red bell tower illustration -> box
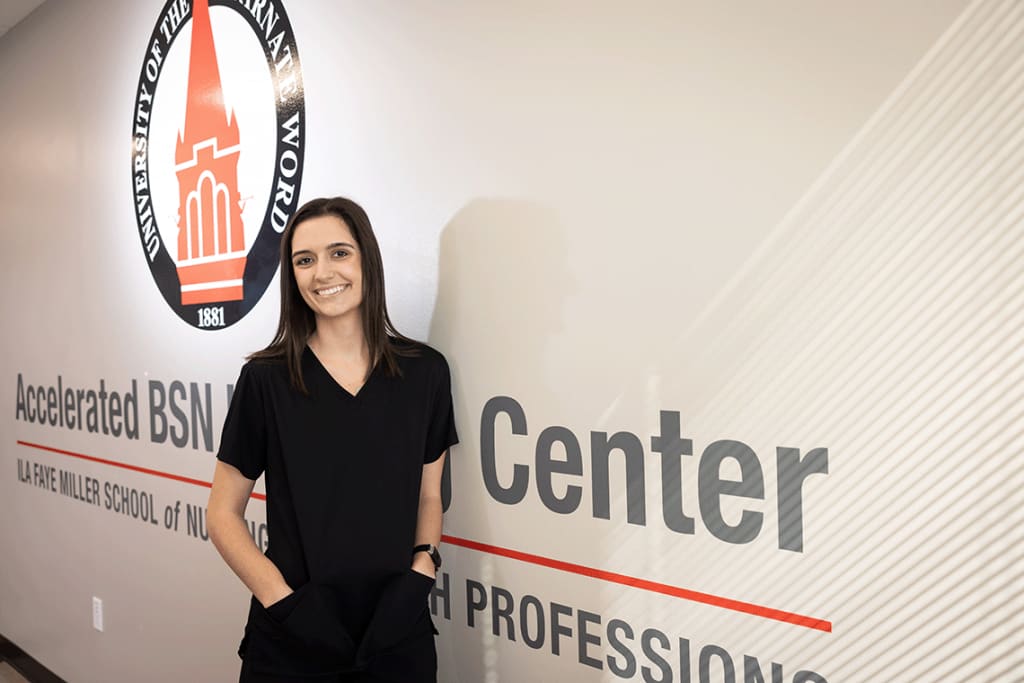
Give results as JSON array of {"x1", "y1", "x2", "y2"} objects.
[{"x1": 174, "y1": 0, "x2": 246, "y2": 305}]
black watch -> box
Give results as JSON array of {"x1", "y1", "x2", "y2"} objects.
[{"x1": 413, "y1": 544, "x2": 442, "y2": 569}]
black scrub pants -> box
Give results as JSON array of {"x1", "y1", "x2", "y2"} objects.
[
  {"x1": 237, "y1": 571, "x2": 438, "y2": 683},
  {"x1": 240, "y1": 659, "x2": 390, "y2": 682},
  {"x1": 238, "y1": 629, "x2": 437, "y2": 683},
  {"x1": 239, "y1": 652, "x2": 435, "y2": 683}
]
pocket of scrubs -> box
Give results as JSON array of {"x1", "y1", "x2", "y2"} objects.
[
  {"x1": 278, "y1": 584, "x2": 356, "y2": 658},
  {"x1": 358, "y1": 569, "x2": 437, "y2": 660},
  {"x1": 245, "y1": 584, "x2": 357, "y2": 676},
  {"x1": 265, "y1": 588, "x2": 304, "y2": 623}
]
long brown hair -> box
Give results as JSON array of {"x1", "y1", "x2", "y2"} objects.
[{"x1": 249, "y1": 197, "x2": 418, "y2": 393}]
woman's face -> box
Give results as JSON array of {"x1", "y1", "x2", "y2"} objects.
[{"x1": 290, "y1": 214, "x2": 364, "y2": 323}]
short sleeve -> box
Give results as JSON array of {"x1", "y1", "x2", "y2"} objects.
[
  {"x1": 424, "y1": 353, "x2": 458, "y2": 464},
  {"x1": 217, "y1": 363, "x2": 267, "y2": 480}
]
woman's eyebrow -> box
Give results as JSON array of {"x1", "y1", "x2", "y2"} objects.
[{"x1": 291, "y1": 242, "x2": 355, "y2": 258}]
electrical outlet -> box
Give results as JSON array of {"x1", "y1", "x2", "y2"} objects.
[{"x1": 92, "y1": 597, "x2": 103, "y2": 632}]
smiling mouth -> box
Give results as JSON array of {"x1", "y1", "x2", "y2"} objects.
[{"x1": 315, "y1": 284, "x2": 348, "y2": 297}]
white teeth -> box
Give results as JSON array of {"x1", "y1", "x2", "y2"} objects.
[{"x1": 316, "y1": 285, "x2": 346, "y2": 296}]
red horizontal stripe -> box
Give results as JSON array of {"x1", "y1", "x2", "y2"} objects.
[
  {"x1": 15, "y1": 440, "x2": 266, "y2": 501},
  {"x1": 441, "y1": 534, "x2": 832, "y2": 633},
  {"x1": 16, "y1": 440, "x2": 829, "y2": 631}
]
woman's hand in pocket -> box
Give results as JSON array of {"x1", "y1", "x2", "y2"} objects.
[
  {"x1": 259, "y1": 584, "x2": 295, "y2": 610},
  {"x1": 263, "y1": 586, "x2": 302, "y2": 623}
]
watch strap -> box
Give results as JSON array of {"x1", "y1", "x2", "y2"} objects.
[{"x1": 413, "y1": 543, "x2": 442, "y2": 569}]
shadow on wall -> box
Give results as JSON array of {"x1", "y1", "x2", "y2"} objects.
[
  {"x1": 429, "y1": 198, "x2": 569, "y2": 361},
  {"x1": 429, "y1": 197, "x2": 571, "y2": 505},
  {"x1": 427, "y1": 199, "x2": 569, "y2": 682}
]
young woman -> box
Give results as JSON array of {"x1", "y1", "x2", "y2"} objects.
[{"x1": 207, "y1": 197, "x2": 457, "y2": 683}]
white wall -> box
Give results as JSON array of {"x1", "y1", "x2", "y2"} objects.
[{"x1": 3, "y1": 1, "x2": 1021, "y2": 681}]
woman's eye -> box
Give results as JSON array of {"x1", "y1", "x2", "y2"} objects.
[
  {"x1": 294, "y1": 256, "x2": 312, "y2": 266},
  {"x1": 332, "y1": 249, "x2": 349, "y2": 258}
]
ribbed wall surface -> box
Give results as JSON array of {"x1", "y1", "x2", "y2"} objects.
[{"x1": 674, "y1": 1, "x2": 1024, "y2": 678}]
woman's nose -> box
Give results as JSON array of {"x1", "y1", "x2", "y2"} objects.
[{"x1": 313, "y1": 257, "x2": 332, "y2": 281}]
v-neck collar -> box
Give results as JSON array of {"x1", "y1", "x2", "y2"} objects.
[{"x1": 305, "y1": 345, "x2": 374, "y2": 399}]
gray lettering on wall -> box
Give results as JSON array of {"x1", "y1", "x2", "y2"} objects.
[
  {"x1": 481, "y1": 396, "x2": 829, "y2": 552},
  {"x1": 577, "y1": 609, "x2": 603, "y2": 669},
  {"x1": 744, "y1": 655, "x2": 784, "y2": 683},
  {"x1": 520, "y1": 594, "x2": 546, "y2": 650},
  {"x1": 641, "y1": 628, "x2": 673, "y2": 683},
  {"x1": 15, "y1": 374, "x2": 140, "y2": 439},
  {"x1": 536, "y1": 426, "x2": 583, "y2": 514},
  {"x1": 429, "y1": 572, "x2": 451, "y2": 621},
  {"x1": 551, "y1": 602, "x2": 574, "y2": 656},
  {"x1": 455, "y1": 575, "x2": 828, "y2": 682},
  {"x1": 678, "y1": 638, "x2": 691, "y2": 682},
  {"x1": 15, "y1": 454, "x2": 268, "y2": 549},
  {"x1": 792, "y1": 672, "x2": 828, "y2": 683},
  {"x1": 147, "y1": 380, "x2": 213, "y2": 451},
  {"x1": 607, "y1": 619, "x2": 637, "y2": 678},
  {"x1": 592, "y1": 430, "x2": 647, "y2": 525},
  {"x1": 776, "y1": 447, "x2": 829, "y2": 552},
  {"x1": 481, "y1": 396, "x2": 530, "y2": 504},
  {"x1": 700, "y1": 644, "x2": 736, "y2": 683},
  {"x1": 492, "y1": 585, "x2": 516, "y2": 640},
  {"x1": 185, "y1": 503, "x2": 214, "y2": 540},
  {"x1": 149, "y1": 380, "x2": 167, "y2": 444},
  {"x1": 652, "y1": 411, "x2": 696, "y2": 534},
  {"x1": 699, "y1": 440, "x2": 765, "y2": 544},
  {"x1": 466, "y1": 579, "x2": 487, "y2": 628}
]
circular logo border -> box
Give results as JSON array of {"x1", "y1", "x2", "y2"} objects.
[{"x1": 130, "y1": 0, "x2": 305, "y2": 330}]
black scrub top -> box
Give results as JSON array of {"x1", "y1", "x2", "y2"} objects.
[{"x1": 218, "y1": 343, "x2": 458, "y2": 679}]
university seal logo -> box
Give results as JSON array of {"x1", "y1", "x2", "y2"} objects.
[{"x1": 131, "y1": 0, "x2": 304, "y2": 329}]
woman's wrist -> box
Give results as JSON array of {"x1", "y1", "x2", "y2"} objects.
[
  {"x1": 411, "y1": 552, "x2": 437, "y2": 578},
  {"x1": 258, "y1": 583, "x2": 294, "y2": 608}
]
